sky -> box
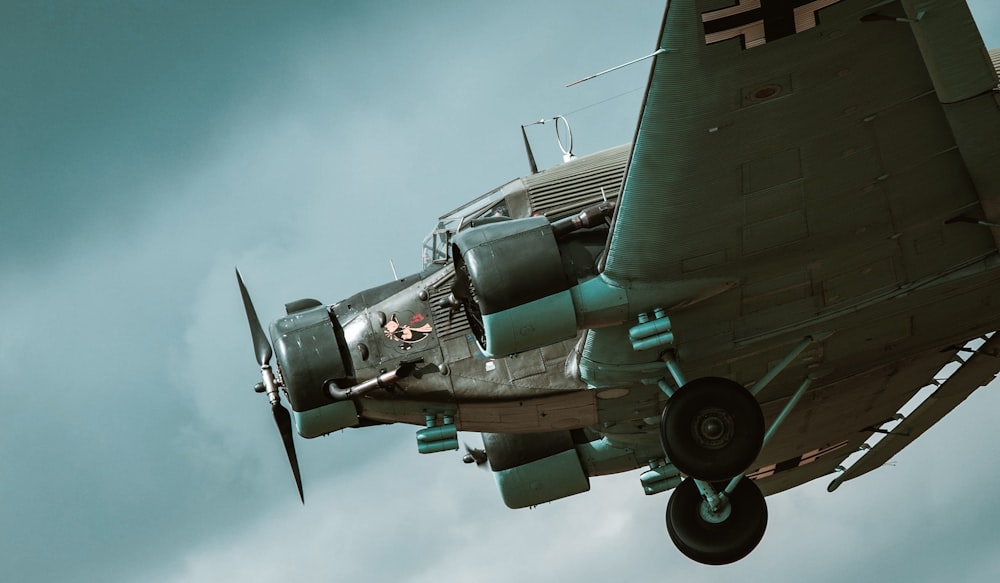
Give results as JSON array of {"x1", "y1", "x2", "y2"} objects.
[{"x1": 3, "y1": 1, "x2": 1000, "y2": 581}]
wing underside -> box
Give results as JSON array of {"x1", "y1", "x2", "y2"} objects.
[{"x1": 749, "y1": 334, "x2": 1000, "y2": 495}]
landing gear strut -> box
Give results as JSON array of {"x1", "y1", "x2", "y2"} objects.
[
  {"x1": 648, "y1": 334, "x2": 820, "y2": 563},
  {"x1": 665, "y1": 477, "x2": 767, "y2": 565},
  {"x1": 660, "y1": 377, "x2": 764, "y2": 482}
]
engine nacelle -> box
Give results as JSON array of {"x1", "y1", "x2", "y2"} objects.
[
  {"x1": 452, "y1": 217, "x2": 581, "y2": 357},
  {"x1": 483, "y1": 431, "x2": 590, "y2": 508},
  {"x1": 270, "y1": 303, "x2": 359, "y2": 438}
]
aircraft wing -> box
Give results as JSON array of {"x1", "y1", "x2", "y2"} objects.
[
  {"x1": 581, "y1": 0, "x2": 1000, "y2": 492},
  {"x1": 603, "y1": 0, "x2": 1000, "y2": 286}
]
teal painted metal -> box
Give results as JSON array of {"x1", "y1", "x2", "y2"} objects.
[
  {"x1": 292, "y1": 401, "x2": 359, "y2": 438},
  {"x1": 480, "y1": 290, "x2": 577, "y2": 357},
  {"x1": 749, "y1": 336, "x2": 814, "y2": 396},
  {"x1": 574, "y1": 437, "x2": 644, "y2": 476},
  {"x1": 629, "y1": 315, "x2": 672, "y2": 341},
  {"x1": 570, "y1": 271, "x2": 738, "y2": 333},
  {"x1": 665, "y1": 359, "x2": 688, "y2": 388},
  {"x1": 578, "y1": 358, "x2": 667, "y2": 388},
  {"x1": 568, "y1": 275, "x2": 628, "y2": 329},
  {"x1": 640, "y1": 462, "x2": 682, "y2": 495},
  {"x1": 416, "y1": 425, "x2": 457, "y2": 443},
  {"x1": 492, "y1": 449, "x2": 590, "y2": 509},
  {"x1": 599, "y1": 0, "x2": 707, "y2": 284},
  {"x1": 657, "y1": 379, "x2": 675, "y2": 398},
  {"x1": 761, "y1": 376, "x2": 813, "y2": 448},
  {"x1": 418, "y1": 438, "x2": 459, "y2": 454},
  {"x1": 415, "y1": 414, "x2": 458, "y2": 454},
  {"x1": 631, "y1": 331, "x2": 675, "y2": 352},
  {"x1": 693, "y1": 479, "x2": 726, "y2": 514},
  {"x1": 629, "y1": 311, "x2": 674, "y2": 351}
]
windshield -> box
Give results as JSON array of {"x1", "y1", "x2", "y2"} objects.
[
  {"x1": 475, "y1": 199, "x2": 509, "y2": 221},
  {"x1": 420, "y1": 182, "x2": 520, "y2": 268},
  {"x1": 422, "y1": 218, "x2": 460, "y2": 267}
]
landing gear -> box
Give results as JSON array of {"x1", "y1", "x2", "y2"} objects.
[
  {"x1": 660, "y1": 377, "x2": 764, "y2": 482},
  {"x1": 643, "y1": 335, "x2": 820, "y2": 563},
  {"x1": 665, "y1": 477, "x2": 768, "y2": 565},
  {"x1": 659, "y1": 377, "x2": 768, "y2": 563}
]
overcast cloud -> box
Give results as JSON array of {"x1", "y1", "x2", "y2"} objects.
[{"x1": 3, "y1": 1, "x2": 1000, "y2": 582}]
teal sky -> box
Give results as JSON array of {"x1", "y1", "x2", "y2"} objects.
[{"x1": 2, "y1": 2, "x2": 1000, "y2": 581}]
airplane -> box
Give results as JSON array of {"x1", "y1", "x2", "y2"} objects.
[{"x1": 235, "y1": 0, "x2": 1000, "y2": 565}]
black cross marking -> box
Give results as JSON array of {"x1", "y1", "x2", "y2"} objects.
[{"x1": 703, "y1": 0, "x2": 843, "y2": 47}]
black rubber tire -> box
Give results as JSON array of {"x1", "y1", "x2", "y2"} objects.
[
  {"x1": 660, "y1": 377, "x2": 764, "y2": 482},
  {"x1": 665, "y1": 477, "x2": 768, "y2": 565}
]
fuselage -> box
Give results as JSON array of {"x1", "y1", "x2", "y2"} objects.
[{"x1": 271, "y1": 145, "x2": 641, "y2": 461}]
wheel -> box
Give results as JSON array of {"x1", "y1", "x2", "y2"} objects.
[
  {"x1": 660, "y1": 377, "x2": 764, "y2": 482},
  {"x1": 665, "y1": 477, "x2": 768, "y2": 565}
]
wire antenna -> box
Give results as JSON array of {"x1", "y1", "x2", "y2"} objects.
[{"x1": 566, "y1": 48, "x2": 668, "y2": 87}]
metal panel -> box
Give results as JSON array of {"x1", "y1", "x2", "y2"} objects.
[
  {"x1": 456, "y1": 391, "x2": 598, "y2": 433},
  {"x1": 523, "y1": 145, "x2": 628, "y2": 217}
]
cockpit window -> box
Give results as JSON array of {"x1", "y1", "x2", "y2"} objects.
[
  {"x1": 477, "y1": 199, "x2": 509, "y2": 220},
  {"x1": 422, "y1": 230, "x2": 449, "y2": 266},
  {"x1": 422, "y1": 218, "x2": 460, "y2": 267},
  {"x1": 422, "y1": 184, "x2": 512, "y2": 268}
]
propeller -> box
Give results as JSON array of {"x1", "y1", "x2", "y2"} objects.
[
  {"x1": 237, "y1": 268, "x2": 304, "y2": 503},
  {"x1": 463, "y1": 442, "x2": 488, "y2": 467}
]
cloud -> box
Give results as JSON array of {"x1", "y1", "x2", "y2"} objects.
[{"x1": 4, "y1": 1, "x2": 1000, "y2": 582}]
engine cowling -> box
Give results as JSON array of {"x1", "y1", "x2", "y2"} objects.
[
  {"x1": 270, "y1": 303, "x2": 359, "y2": 438},
  {"x1": 483, "y1": 431, "x2": 590, "y2": 509},
  {"x1": 451, "y1": 216, "x2": 581, "y2": 357}
]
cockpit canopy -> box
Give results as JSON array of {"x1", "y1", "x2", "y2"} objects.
[{"x1": 421, "y1": 183, "x2": 518, "y2": 267}]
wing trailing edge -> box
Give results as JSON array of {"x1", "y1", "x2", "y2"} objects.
[{"x1": 827, "y1": 333, "x2": 1000, "y2": 492}]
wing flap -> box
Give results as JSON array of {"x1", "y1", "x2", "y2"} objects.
[
  {"x1": 739, "y1": 336, "x2": 994, "y2": 496},
  {"x1": 827, "y1": 333, "x2": 1000, "y2": 491},
  {"x1": 745, "y1": 341, "x2": 954, "y2": 495},
  {"x1": 749, "y1": 436, "x2": 863, "y2": 497}
]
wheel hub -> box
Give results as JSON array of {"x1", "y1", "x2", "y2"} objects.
[
  {"x1": 699, "y1": 498, "x2": 732, "y2": 524},
  {"x1": 692, "y1": 407, "x2": 735, "y2": 450},
  {"x1": 661, "y1": 376, "x2": 765, "y2": 483}
]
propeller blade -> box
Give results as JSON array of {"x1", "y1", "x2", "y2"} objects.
[
  {"x1": 236, "y1": 268, "x2": 273, "y2": 366},
  {"x1": 272, "y1": 402, "x2": 304, "y2": 503},
  {"x1": 463, "y1": 442, "x2": 488, "y2": 466}
]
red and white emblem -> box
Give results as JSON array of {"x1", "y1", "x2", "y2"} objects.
[{"x1": 383, "y1": 313, "x2": 434, "y2": 351}]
